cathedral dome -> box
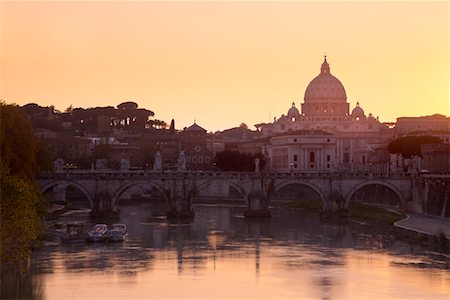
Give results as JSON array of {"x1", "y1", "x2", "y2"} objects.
[
  {"x1": 351, "y1": 102, "x2": 365, "y2": 118},
  {"x1": 287, "y1": 102, "x2": 300, "y2": 117},
  {"x1": 304, "y1": 56, "x2": 347, "y2": 103}
]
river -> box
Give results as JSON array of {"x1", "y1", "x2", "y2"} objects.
[{"x1": 4, "y1": 201, "x2": 450, "y2": 299}]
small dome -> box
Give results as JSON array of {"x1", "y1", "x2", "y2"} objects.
[
  {"x1": 287, "y1": 102, "x2": 300, "y2": 117},
  {"x1": 351, "y1": 102, "x2": 365, "y2": 118}
]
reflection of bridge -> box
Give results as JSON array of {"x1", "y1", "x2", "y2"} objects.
[{"x1": 37, "y1": 170, "x2": 448, "y2": 216}]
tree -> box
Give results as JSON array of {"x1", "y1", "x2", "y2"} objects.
[
  {"x1": 388, "y1": 135, "x2": 442, "y2": 158},
  {"x1": 0, "y1": 102, "x2": 46, "y2": 264},
  {"x1": 94, "y1": 143, "x2": 112, "y2": 160},
  {"x1": 1, "y1": 165, "x2": 44, "y2": 263},
  {"x1": 214, "y1": 150, "x2": 266, "y2": 171},
  {"x1": 1, "y1": 102, "x2": 37, "y2": 180}
]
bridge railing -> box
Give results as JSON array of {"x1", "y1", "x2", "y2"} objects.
[{"x1": 37, "y1": 169, "x2": 415, "y2": 180}]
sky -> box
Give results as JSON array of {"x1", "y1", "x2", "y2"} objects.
[{"x1": 1, "y1": 1, "x2": 449, "y2": 132}]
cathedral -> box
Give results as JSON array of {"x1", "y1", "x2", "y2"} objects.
[{"x1": 262, "y1": 57, "x2": 389, "y2": 172}]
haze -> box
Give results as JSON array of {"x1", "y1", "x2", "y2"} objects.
[{"x1": 1, "y1": 1, "x2": 448, "y2": 131}]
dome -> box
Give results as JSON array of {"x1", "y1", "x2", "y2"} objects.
[
  {"x1": 287, "y1": 102, "x2": 300, "y2": 117},
  {"x1": 304, "y1": 56, "x2": 347, "y2": 102},
  {"x1": 351, "y1": 102, "x2": 365, "y2": 118}
]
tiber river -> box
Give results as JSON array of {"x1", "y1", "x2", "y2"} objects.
[{"x1": 5, "y1": 201, "x2": 450, "y2": 300}]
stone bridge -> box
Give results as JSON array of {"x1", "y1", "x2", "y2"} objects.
[{"x1": 37, "y1": 170, "x2": 445, "y2": 217}]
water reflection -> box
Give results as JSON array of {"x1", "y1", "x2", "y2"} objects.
[{"x1": 4, "y1": 202, "x2": 450, "y2": 299}]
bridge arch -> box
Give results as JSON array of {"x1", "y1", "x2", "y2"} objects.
[
  {"x1": 344, "y1": 180, "x2": 406, "y2": 209},
  {"x1": 272, "y1": 180, "x2": 327, "y2": 207},
  {"x1": 196, "y1": 179, "x2": 248, "y2": 199},
  {"x1": 40, "y1": 180, "x2": 94, "y2": 209},
  {"x1": 112, "y1": 181, "x2": 166, "y2": 210}
]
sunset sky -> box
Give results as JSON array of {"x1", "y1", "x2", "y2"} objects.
[{"x1": 1, "y1": 1, "x2": 448, "y2": 131}]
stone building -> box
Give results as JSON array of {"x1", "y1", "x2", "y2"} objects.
[
  {"x1": 181, "y1": 123, "x2": 213, "y2": 170},
  {"x1": 268, "y1": 130, "x2": 336, "y2": 172},
  {"x1": 421, "y1": 143, "x2": 450, "y2": 173},
  {"x1": 261, "y1": 56, "x2": 389, "y2": 172}
]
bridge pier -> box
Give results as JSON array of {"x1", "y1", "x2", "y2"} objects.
[
  {"x1": 244, "y1": 193, "x2": 271, "y2": 218},
  {"x1": 90, "y1": 192, "x2": 117, "y2": 217},
  {"x1": 166, "y1": 196, "x2": 195, "y2": 219},
  {"x1": 166, "y1": 177, "x2": 195, "y2": 219}
]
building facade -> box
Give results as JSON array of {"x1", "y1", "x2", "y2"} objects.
[{"x1": 263, "y1": 57, "x2": 389, "y2": 172}]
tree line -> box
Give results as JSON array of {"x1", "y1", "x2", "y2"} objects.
[
  {"x1": 22, "y1": 101, "x2": 166, "y2": 134},
  {"x1": 1, "y1": 102, "x2": 46, "y2": 265}
]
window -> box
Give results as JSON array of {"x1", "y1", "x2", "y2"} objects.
[
  {"x1": 192, "y1": 156, "x2": 197, "y2": 163},
  {"x1": 294, "y1": 164, "x2": 297, "y2": 169},
  {"x1": 327, "y1": 155, "x2": 330, "y2": 162},
  {"x1": 199, "y1": 156, "x2": 204, "y2": 163},
  {"x1": 343, "y1": 153, "x2": 350, "y2": 163},
  {"x1": 362, "y1": 155, "x2": 366, "y2": 164},
  {"x1": 309, "y1": 151, "x2": 315, "y2": 162},
  {"x1": 205, "y1": 156, "x2": 210, "y2": 163},
  {"x1": 327, "y1": 164, "x2": 330, "y2": 169},
  {"x1": 294, "y1": 138, "x2": 297, "y2": 142},
  {"x1": 294, "y1": 155, "x2": 298, "y2": 162}
]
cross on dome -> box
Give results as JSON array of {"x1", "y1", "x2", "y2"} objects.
[{"x1": 321, "y1": 55, "x2": 330, "y2": 74}]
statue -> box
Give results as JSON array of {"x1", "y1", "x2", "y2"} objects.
[
  {"x1": 95, "y1": 159, "x2": 107, "y2": 170},
  {"x1": 153, "y1": 148, "x2": 162, "y2": 172},
  {"x1": 120, "y1": 159, "x2": 130, "y2": 171},
  {"x1": 178, "y1": 148, "x2": 187, "y2": 171},
  {"x1": 54, "y1": 158, "x2": 65, "y2": 173},
  {"x1": 254, "y1": 158, "x2": 260, "y2": 173}
]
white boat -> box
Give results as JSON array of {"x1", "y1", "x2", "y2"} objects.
[
  {"x1": 86, "y1": 224, "x2": 108, "y2": 242},
  {"x1": 107, "y1": 224, "x2": 128, "y2": 242}
]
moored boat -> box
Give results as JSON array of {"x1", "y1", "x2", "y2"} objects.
[
  {"x1": 107, "y1": 223, "x2": 128, "y2": 242},
  {"x1": 86, "y1": 224, "x2": 108, "y2": 242}
]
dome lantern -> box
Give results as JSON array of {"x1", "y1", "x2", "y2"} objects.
[{"x1": 321, "y1": 55, "x2": 330, "y2": 75}]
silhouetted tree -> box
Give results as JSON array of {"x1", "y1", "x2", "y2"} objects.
[
  {"x1": 1, "y1": 102, "x2": 37, "y2": 180},
  {"x1": 0, "y1": 102, "x2": 45, "y2": 264},
  {"x1": 214, "y1": 150, "x2": 266, "y2": 171},
  {"x1": 388, "y1": 135, "x2": 442, "y2": 158}
]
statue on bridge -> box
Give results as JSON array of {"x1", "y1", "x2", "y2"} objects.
[
  {"x1": 54, "y1": 158, "x2": 65, "y2": 173},
  {"x1": 120, "y1": 159, "x2": 130, "y2": 171},
  {"x1": 153, "y1": 148, "x2": 162, "y2": 172},
  {"x1": 178, "y1": 148, "x2": 187, "y2": 172},
  {"x1": 95, "y1": 159, "x2": 108, "y2": 171},
  {"x1": 255, "y1": 158, "x2": 260, "y2": 173}
]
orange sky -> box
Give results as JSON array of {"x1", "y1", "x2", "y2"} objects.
[{"x1": 1, "y1": 1, "x2": 448, "y2": 131}]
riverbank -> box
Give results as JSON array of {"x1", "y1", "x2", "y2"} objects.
[{"x1": 286, "y1": 199, "x2": 449, "y2": 253}]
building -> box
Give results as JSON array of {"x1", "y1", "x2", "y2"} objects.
[
  {"x1": 262, "y1": 56, "x2": 389, "y2": 172},
  {"x1": 395, "y1": 114, "x2": 450, "y2": 134},
  {"x1": 181, "y1": 123, "x2": 213, "y2": 170},
  {"x1": 421, "y1": 143, "x2": 450, "y2": 173},
  {"x1": 268, "y1": 130, "x2": 336, "y2": 172}
]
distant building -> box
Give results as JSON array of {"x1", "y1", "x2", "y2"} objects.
[
  {"x1": 268, "y1": 130, "x2": 336, "y2": 172},
  {"x1": 395, "y1": 114, "x2": 450, "y2": 134},
  {"x1": 260, "y1": 57, "x2": 389, "y2": 172},
  {"x1": 181, "y1": 123, "x2": 213, "y2": 170},
  {"x1": 225, "y1": 137, "x2": 269, "y2": 154},
  {"x1": 421, "y1": 143, "x2": 450, "y2": 173}
]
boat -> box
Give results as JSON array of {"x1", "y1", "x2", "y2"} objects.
[
  {"x1": 86, "y1": 224, "x2": 108, "y2": 242},
  {"x1": 45, "y1": 221, "x2": 86, "y2": 244},
  {"x1": 106, "y1": 223, "x2": 128, "y2": 242}
]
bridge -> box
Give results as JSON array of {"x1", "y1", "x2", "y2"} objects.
[{"x1": 37, "y1": 170, "x2": 449, "y2": 217}]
